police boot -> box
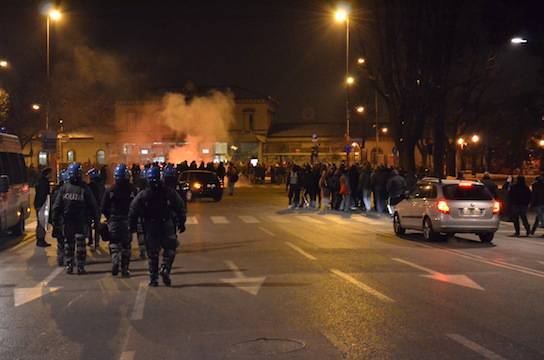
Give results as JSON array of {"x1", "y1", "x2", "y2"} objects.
[
  {"x1": 159, "y1": 265, "x2": 171, "y2": 287},
  {"x1": 148, "y1": 252, "x2": 159, "y2": 287},
  {"x1": 121, "y1": 250, "x2": 131, "y2": 278},
  {"x1": 110, "y1": 244, "x2": 120, "y2": 276},
  {"x1": 77, "y1": 265, "x2": 86, "y2": 275},
  {"x1": 65, "y1": 261, "x2": 74, "y2": 275}
]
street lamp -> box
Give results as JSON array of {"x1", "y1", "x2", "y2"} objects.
[
  {"x1": 44, "y1": 6, "x2": 62, "y2": 132},
  {"x1": 381, "y1": 127, "x2": 388, "y2": 134},
  {"x1": 32, "y1": 104, "x2": 41, "y2": 111},
  {"x1": 0, "y1": 60, "x2": 8, "y2": 68},
  {"x1": 357, "y1": 57, "x2": 365, "y2": 65},
  {"x1": 356, "y1": 106, "x2": 365, "y2": 113},
  {"x1": 334, "y1": 3, "x2": 352, "y2": 158},
  {"x1": 511, "y1": 37, "x2": 528, "y2": 45},
  {"x1": 471, "y1": 134, "x2": 480, "y2": 144},
  {"x1": 539, "y1": 139, "x2": 544, "y2": 147},
  {"x1": 457, "y1": 138, "x2": 465, "y2": 146}
]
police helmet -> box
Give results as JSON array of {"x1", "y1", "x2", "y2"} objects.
[
  {"x1": 59, "y1": 169, "x2": 69, "y2": 184},
  {"x1": 87, "y1": 168, "x2": 100, "y2": 181},
  {"x1": 114, "y1": 163, "x2": 130, "y2": 182},
  {"x1": 146, "y1": 166, "x2": 161, "y2": 187},
  {"x1": 67, "y1": 162, "x2": 83, "y2": 183},
  {"x1": 162, "y1": 164, "x2": 176, "y2": 179}
]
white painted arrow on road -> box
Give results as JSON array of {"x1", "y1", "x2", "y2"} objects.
[
  {"x1": 14, "y1": 267, "x2": 63, "y2": 307},
  {"x1": 393, "y1": 258, "x2": 484, "y2": 291},
  {"x1": 221, "y1": 260, "x2": 266, "y2": 296}
]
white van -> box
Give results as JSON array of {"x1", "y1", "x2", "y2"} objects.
[{"x1": 0, "y1": 132, "x2": 31, "y2": 235}]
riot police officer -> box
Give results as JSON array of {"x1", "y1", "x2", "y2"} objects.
[
  {"x1": 52, "y1": 163, "x2": 99, "y2": 275},
  {"x1": 129, "y1": 166, "x2": 186, "y2": 287},
  {"x1": 162, "y1": 164, "x2": 183, "y2": 196},
  {"x1": 87, "y1": 168, "x2": 105, "y2": 249},
  {"x1": 101, "y1": 164, "x2": 138, "y2": 277},
  {"x1": 135, "y1": 167, "x2": 148, "y2": 259},
  {"x1": 50, "y1": 169, "x2": 68, "y2": 266}
]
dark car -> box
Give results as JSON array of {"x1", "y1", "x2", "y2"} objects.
[{"x1": 180, "y1": 170, "x2": 223, "y2": 202}]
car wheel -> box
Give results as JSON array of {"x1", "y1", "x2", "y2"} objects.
[
  {"x1": 422, "y1": 217, "x2": 438, "y2": 241},
  {"x1": 11, "y1": 213, "x2": 25, "y2": 236},
  {"x1": 478, "y1": 232, "x2": 494, "y2": 243},
  {"x1": 393, "y1": 213, "x2": 406, "y2": 235}
]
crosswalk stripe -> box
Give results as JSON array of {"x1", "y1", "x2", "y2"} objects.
[
  {"x1": 239, "y1": 215, "x2": 260, "y2": 224},
  {"x1": 186, "y1": 216, "x2": 198, "y2": 225},
  {"x1": 267, "y1": 215, "x2": 291, "y2": 224},
  {"x1": 210, "y1": 216, "x2": 229, "y2": 224},
  {"x1": 296, "y1": 215, "x2": 325, "y2": 224}
]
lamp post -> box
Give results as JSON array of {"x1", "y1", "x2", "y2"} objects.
[
  {"x1": 335, "y1": 5, "x2": 352, "y2": 153},
  {"x1": 45, "y1": 7, "x2": 62, "y2": 132},
  {"x1": 0, "y1": 60, "x2": 8, "y2": 69}
]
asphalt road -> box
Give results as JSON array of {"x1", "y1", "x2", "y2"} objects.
[{"x1": 1, "y1": 184, "x2": 544, "y2": 359}]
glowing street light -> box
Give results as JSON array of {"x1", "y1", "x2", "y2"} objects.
[
  {"x1": 471, "y1": 134, "x2": 480, "y2": 143},
  {"x1": 32, "y1": 104, "x2": 41, "y2": 111},
  {"x1": 43, "y1": 6, "x2": 63, "y2": 132},
  {"x1": 539, "y1": 139, "x2": 544, "y2": 147},
  {"x1": 334, "y1": 7, "x2": 349, "y2": 22},
  {"x1": 357, "y1": 57, "x2": 365, "y2": 65},
  {"x1": 511, "y1": 37, "x2": 528, "y2": 45},
  {"x1": 356, "y1": 106, "x2": 365, "y2": 113},
  {"x1": 381, "y1": 127, "x2": 388, "y2": 134},
  {"x1": 457, "y1": 138, "x2": 465, "y2": 146},
  {"x1": 0, "y1": 60, "x2": 8, "y2": 68},
  {"x1": 48, "y1": 9, "x2": 62, "y2": 21},
  {"x1": 346, "y1": 76, "x2": 355, "y2": 85}
]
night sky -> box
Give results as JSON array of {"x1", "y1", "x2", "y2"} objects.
[{"x1": 1, "y1": 0, "x2": 543, "y2": 124}]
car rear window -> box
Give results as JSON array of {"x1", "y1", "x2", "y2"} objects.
[
  {"x1": 182, "y1": 172, "x2": 217, "y2": 183},
  {"x1": 442, "y1": 184, "x2": 492, "y2": 200}
]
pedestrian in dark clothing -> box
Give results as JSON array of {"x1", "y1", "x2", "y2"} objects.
[
  {"x1": 386, "y1": 170, "x2": 407, "y2": 215},
  {"x1": 371, "y1": 166, "x2": 388, "y2": 213},
  {"x1": 482, "y1": 173, "x2": 498, "y2": 199},
  {"x1": 508, "y1": 175, "x2": 532, "y2": 237},
  {"x1": 287, "y1": 165, "x2": 301, "y2": 208},
  {"x1": 99, "y1": 165, "x2": 108, "y2": 185},
  {"x1": 349, "y1": 165, "x2": 359, "y2": 208},
  {"x1": 50, "y1": 170, "x2": 68, "y2": 265},
  {"x1": 189, "y1": 161, "x2": 197, "y2": 170},
  {"x1": 359, "y1": 164, "x2": 373, "y2": 211},
  {"x1": 530, "y1": 175, "x2": 544, "y2": 235},
  {"x1": 34, "y1": 167, "x2": 52, "y2": 247},
  {"x1": 330, "y1": 169, "x2": 341, "y2": 210},
  {"x1": 216, "y1": 162, "x2": 226, "y2": 183}
]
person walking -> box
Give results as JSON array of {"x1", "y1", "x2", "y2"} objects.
[
  {"x1": 34, "y1": 167, "x2": 52, "y2": 247},
  {"x1": 319, "y1": 168, "x2": 330, "y2": 210},
  {"x1": 530, "y1": 175, "x2": 544, "y2": 236},
  {"x1": 129, "y1": 167, "x2": 186, "y2": 287},
  {"x1": 359, "y1": 164, "x2": 373, "y2": 211},
  {"x1": 52, "y1": 163, "x2": 99, "y2": 275},
  {"x1": 87, "y1": 168, "x2": 105, "y2": 249},
  {"x1": 386, "y1": 169, "x2": 408, "y2": 216},
  {"x1": 287, "y1": 165, "x2": 301, "y2": 209},
  {"x1": 101, "y1": 164, "x2": 138, "y2": 277},
  {"x1": 339, "y1": 170, "x2": 351, "y2": 212},
  {"x1": 508, "y1": 175, "x2": 532, "y2": 237},
  {"x1": 50, "y1": 169, "x2": 68, "y2": 265},
  {"x1": 482, "y1": 172, "x2": 498, "y2": 199},
  {"x1": 226, "y1": 164, "x2": 239, "y2": 196}
]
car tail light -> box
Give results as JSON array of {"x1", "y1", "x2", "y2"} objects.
[
  {"x1": 492, "y1": 201, "x2": 501, "y2": 214},
  {"x1": 436, "y1": 200, "x2": 450, "y2": 214},
  {"x1": 458, "y1": 181, "x2": 473, "y2": 188}
]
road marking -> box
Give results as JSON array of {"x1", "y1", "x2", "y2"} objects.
[
  {"x1": 130, "y1": 281, "x2": 148, "y2": 320},
  {"x1": 239, "y1": 215, "x2": 260, "y2": 224},
  {"x1": 186, "y1": 216, "x2": 198, "y2": 224},
  {"x1": 296, "y1": 215, "x2": 325, "y2": 224},
  {"x1": 415, "y1": 242, "x2": 544, "y2": 279},
  {"x1": 392, "y1": 258, "x2": 484, "y2": 290},
  {"x1": 8, "y1": 233, "x2": 36, "y2": 253},
  {"x1": 258, "y1": 227, "x2": 275, "y2": 236},
  {"x1": 210, "y1": 216, "x2": 229, "y2": 224},
  {"x1": 446, "y1": 334, "x2": 506, "y2": 360},
  {"x1": 221, "y1": 260, "x2": 266, "y2": 296},
  {"x1": 285, "y1": 242, "x2": 317, "y2": 260},
  {"x1": 268, "y1": 215, "x2": 291, "y2": 223},
  {"x1": 13, "y1": 268, "x2": 63, "y2": 307},
  {"x1": 120, "y1": 351, "x2": 135, "y2": 360},
  {"x1": 330, "y1": 269, "x2": 395, "y2": 303}
]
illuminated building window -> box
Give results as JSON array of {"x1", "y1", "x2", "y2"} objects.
[
  {"x1": 67, "y1": 150, "x2": 76, "y2": 162},
  {"x1": 96, "y1": 150, "x2": 106, "y2": 165},
  {"x1": 38, "y1": 151, "x2": 48, "y2": 166}
]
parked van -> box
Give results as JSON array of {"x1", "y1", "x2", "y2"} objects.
[{"x1": 0, "y1": 132, "x2": 31, "y2": 235}]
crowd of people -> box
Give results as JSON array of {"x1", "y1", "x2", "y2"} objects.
[{"x1": 284, "y1": 162, "x2": 409, "y2": 214}]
